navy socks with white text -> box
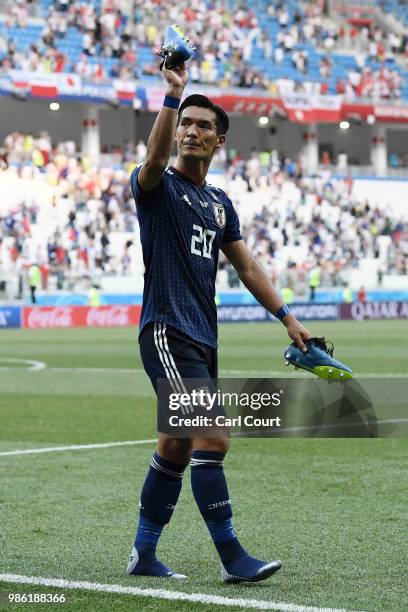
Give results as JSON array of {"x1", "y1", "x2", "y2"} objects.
[
  {"x1": 190, "y1": 450, "x2": 266, "y2": 577},
  {"x1": 132, "y1": 452, "x2": 187, "y2": 576},
  {"x1": 133, "y1": 450, "x2": 267, "y2": 578}
]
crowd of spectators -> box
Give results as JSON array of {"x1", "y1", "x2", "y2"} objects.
[
  {"x1": 269, "y1": 0, "x2": 408, "y2": 60},
  {"x1": 218, "y1": 150, "x2": 407, "y2": 290},
  {"x1": 0, "y1": 0, "x2": 407, "y2": 100},
  {"x1": 273, "y1": 63, "x2": 403, "y2": 99},
  {"x1": 0, "y1": 132, "x2": 406, "y2": 298},
  {"x1": 0, "y1": 131, "x2": 141, "y2": 293},
  {"x1": 339, "y1": 64, "x2": 402, "y2": 101},
  {"x1": 216, "y1": 148, "x2": 407, "y2": 287}
]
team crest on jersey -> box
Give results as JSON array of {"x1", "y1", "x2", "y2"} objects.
[{"x1": 213, "y1": 203, "x2": 226, "y2": 228}]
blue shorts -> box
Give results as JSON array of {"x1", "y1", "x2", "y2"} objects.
[
  {"x1": 139, "y1": 321, "x2": 218, "y2": 394},
  {"x1": 140, "y1": 323, "x2": 227, "y2": 436}
]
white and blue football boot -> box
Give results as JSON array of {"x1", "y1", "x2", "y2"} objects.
[
  {"x1": 159, "y1": 25, "x2": 195, "y2": 70},
  {"x1": 284, "y1": 337, "x2": 353, "y2": 380}
]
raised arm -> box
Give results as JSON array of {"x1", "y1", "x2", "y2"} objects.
[
  {"x1": 222, "y1": 240, "x2": 311, "y2": 350},
  {"x1": 138, "y1": 65, "x2": 189, "y2": 192}
]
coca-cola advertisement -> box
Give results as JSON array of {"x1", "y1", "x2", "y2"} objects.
[
  {"x1": 86, "y1": 306, "x2": 141, "y2": 327},
  {"x1": 24, "y1": 306, "x2": 74, "y2": 328},
  {"x1": 23, "y1": 306, "x2": 142, "y2": 329}
]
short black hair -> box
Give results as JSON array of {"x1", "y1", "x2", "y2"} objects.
[{"x1": 177, "y1": 94, "x2": 229, "y2": 135}]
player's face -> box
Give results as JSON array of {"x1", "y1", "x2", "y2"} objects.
[{"x1": 176, "y1": 107, "x2": 225, "y2": 160}]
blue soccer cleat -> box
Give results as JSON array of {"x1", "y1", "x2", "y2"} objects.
[
  {"x1": 284, "y1": 337, "x2": 353, "y2": 380},
  {"x1": 159, "y1": 25, "x2": 195, "y2": 70},
  {"x1": 126, "y1": 547, "x2": 187, "y2": 579}
]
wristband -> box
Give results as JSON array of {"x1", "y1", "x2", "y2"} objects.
[
  {"x1": 163, "y1": 95, "x2": 180, "y2": 110},
  {"x1": 275, "y1": 305, "x2": 290, "y2": 322}
]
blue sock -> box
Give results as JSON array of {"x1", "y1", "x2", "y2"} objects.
[
  {"x1": 135, "y1": 516, "x2": 164, "y2": 557},
  {"x1": 132, "y1": 452, "x2": 187, "y2": 574},
  {"x1": 191, "y1": 450, "x2": 267, "y2": 577}
]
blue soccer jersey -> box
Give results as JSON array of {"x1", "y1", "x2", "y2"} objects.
[{"x1": 131, "y1": 165, "x2": 242, "y2": 348}]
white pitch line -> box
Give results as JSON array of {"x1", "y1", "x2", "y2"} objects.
[
  {"x1": 222, "y1": 370, "x2": 408, "y2": 378},
  {"x1": 2, "y1": 366, "x2": 407, "y2": 378},
  {"x1": 0, "y1": 358, "x2": 46, "y2": 371},
  {"x1": 0, "y1": 574, "x2": 360, "y2": 612},
  {"x1": 210, "y1": 370, "x2": 404, "y2": 378},
  {"x1": 2, "y1": 416, "x2": 407, "y2": 459},
  {"x1": 43, "y1": 367, "x2": 147, "y2": 373},
  {"x1": 276, "y1": 418, "x2": 408, "y2": 434},
  {"x1": 0, "y1": 439, "x2": 156, "y2": 457}
]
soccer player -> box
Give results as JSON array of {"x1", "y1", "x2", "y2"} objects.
[{"x1": 127, "y1": 61, "x2": 312, "y2": 582}]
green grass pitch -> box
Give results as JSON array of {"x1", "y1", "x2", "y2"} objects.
[{"x1": 0, "y1": 320, "x2": 407, "y2": 611}]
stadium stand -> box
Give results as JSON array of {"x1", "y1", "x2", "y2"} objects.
[
  {"x1": 384, "y1": 1, "x2": 408, "y2": 28},
  {"x1": 0, "y1": 0, "x2": 407, "y2": 99},
  {"x1": 0, "y1": 132, "x2": 406, "y2": 298},
  {"x1": 0, "y1": 2, "x2": 407, "y2": 300}
]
